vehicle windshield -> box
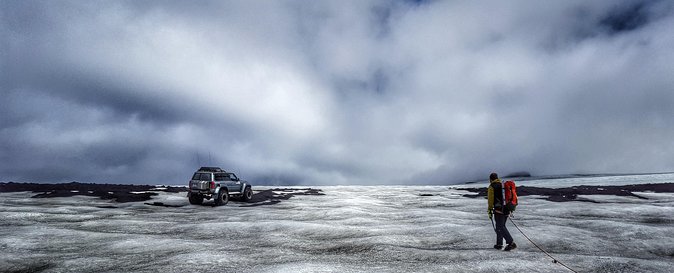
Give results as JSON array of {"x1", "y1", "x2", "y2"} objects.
[{"x1": 192, "y1": 173, "x2": 211, "y2": 181}]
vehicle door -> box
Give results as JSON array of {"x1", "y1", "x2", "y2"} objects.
[
  {"x1": 227, "y1": 173, "x2": 242, "y2": 193},
  {"x1": 192, "y1": 172, "x2": 212, "y2": 190},
  {"x1": 214, "y1": 173, "x2": 228, "y2": 190}
]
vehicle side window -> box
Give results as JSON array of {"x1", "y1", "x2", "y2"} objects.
[
  {"x1": 214, "y1": 173, "x2": 228, "y2": 181},
  {"x1": 230, "y1": 173, "x2": 238, "y2": 181}
]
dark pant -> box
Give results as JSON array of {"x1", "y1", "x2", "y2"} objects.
[{"x1": 494, "y1": 213, "x2": 513, "y2": 245}]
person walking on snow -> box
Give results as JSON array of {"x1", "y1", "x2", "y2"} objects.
[{"x1": 488, "y1": 172, "x2": 517, "y2": 251}]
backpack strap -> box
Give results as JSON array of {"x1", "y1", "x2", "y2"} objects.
[{"x1": 501, "y1": 181, "x2": 506, "y2": 205}]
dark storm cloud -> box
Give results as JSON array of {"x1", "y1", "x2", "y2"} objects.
[
  {"x1": 2, "y1": 0, "x2": 674, "y2": 185},
  {"x1": 599, "y1": 2, "x2": 652, "y2": 34}
]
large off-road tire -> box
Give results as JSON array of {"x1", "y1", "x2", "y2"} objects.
[
  {"x1": 214, "y1": 189, "x2": 229, "y2": 206},
  {"x1": 241, "y1": 186, "x2": 253, "y2": 202},
  {"x1": 188, "y1": 193, "x2": 203, "y2": 205}
]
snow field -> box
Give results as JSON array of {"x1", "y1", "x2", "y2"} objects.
[{"x1": 0, "y1": 184, "x2": 672, "y2": 272}]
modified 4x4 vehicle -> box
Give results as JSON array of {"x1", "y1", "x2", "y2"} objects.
[{"x1": 187, "y1": 167, "x2": 253, "y2": 206}]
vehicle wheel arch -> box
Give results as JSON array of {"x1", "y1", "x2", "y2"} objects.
[{"x1": 214, "y1": 187, "x2": 229, "y2": 206}]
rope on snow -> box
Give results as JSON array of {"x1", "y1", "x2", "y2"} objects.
[{"x1": 509, "y1": 217, "x2": 580, "y2": 273}]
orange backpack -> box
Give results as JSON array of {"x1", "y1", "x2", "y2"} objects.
[{"x1": 502, "y1": 180, "x2": 518, "y2": 212}]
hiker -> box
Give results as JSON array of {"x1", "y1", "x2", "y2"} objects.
[{"x1": 488, "y1": 172, "x2": 517, "y2": 251}]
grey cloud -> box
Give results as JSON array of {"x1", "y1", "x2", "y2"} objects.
[
  {"x1": 599, "y1": 1, "x2": 655, "y2": 34},
  {"x1": 2, "y1": 0, "x2": 674, "y2": 185}
]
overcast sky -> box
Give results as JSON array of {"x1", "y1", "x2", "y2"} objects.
[{"x1": 2, "y1": 0, "x2": 674, "y2": 185}]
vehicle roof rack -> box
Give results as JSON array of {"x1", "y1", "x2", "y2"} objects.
[{"x1": 198, "y1": 167, "x2": 225, "y2": 172}]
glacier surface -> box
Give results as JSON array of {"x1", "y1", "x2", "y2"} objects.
[{"x1": 1, "y1": 182, "x2": 673, "y2": 272}]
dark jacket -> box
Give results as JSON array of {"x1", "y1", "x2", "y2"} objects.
[{"x1": 488, "y1": 179, "x2": 510, "y2": 215}]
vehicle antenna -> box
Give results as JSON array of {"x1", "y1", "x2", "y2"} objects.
[
  {"x1": 208, "y1": 152, "x2": 212, "y2": 166},
  {"x1": 196, "y1": 152, "x2": 201, "y2": 166}
]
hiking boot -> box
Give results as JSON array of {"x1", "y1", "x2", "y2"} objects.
[
  {"x1": 493, "y1": 244, "x2": 503, "y2": 250},
  {"x1": 503, "y1": 242, "x2": 517, "y2": 251}
]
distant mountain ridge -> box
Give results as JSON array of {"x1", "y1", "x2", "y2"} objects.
[{"x1": 463, "y1": 171, "x2": 674, "y2": 184}]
